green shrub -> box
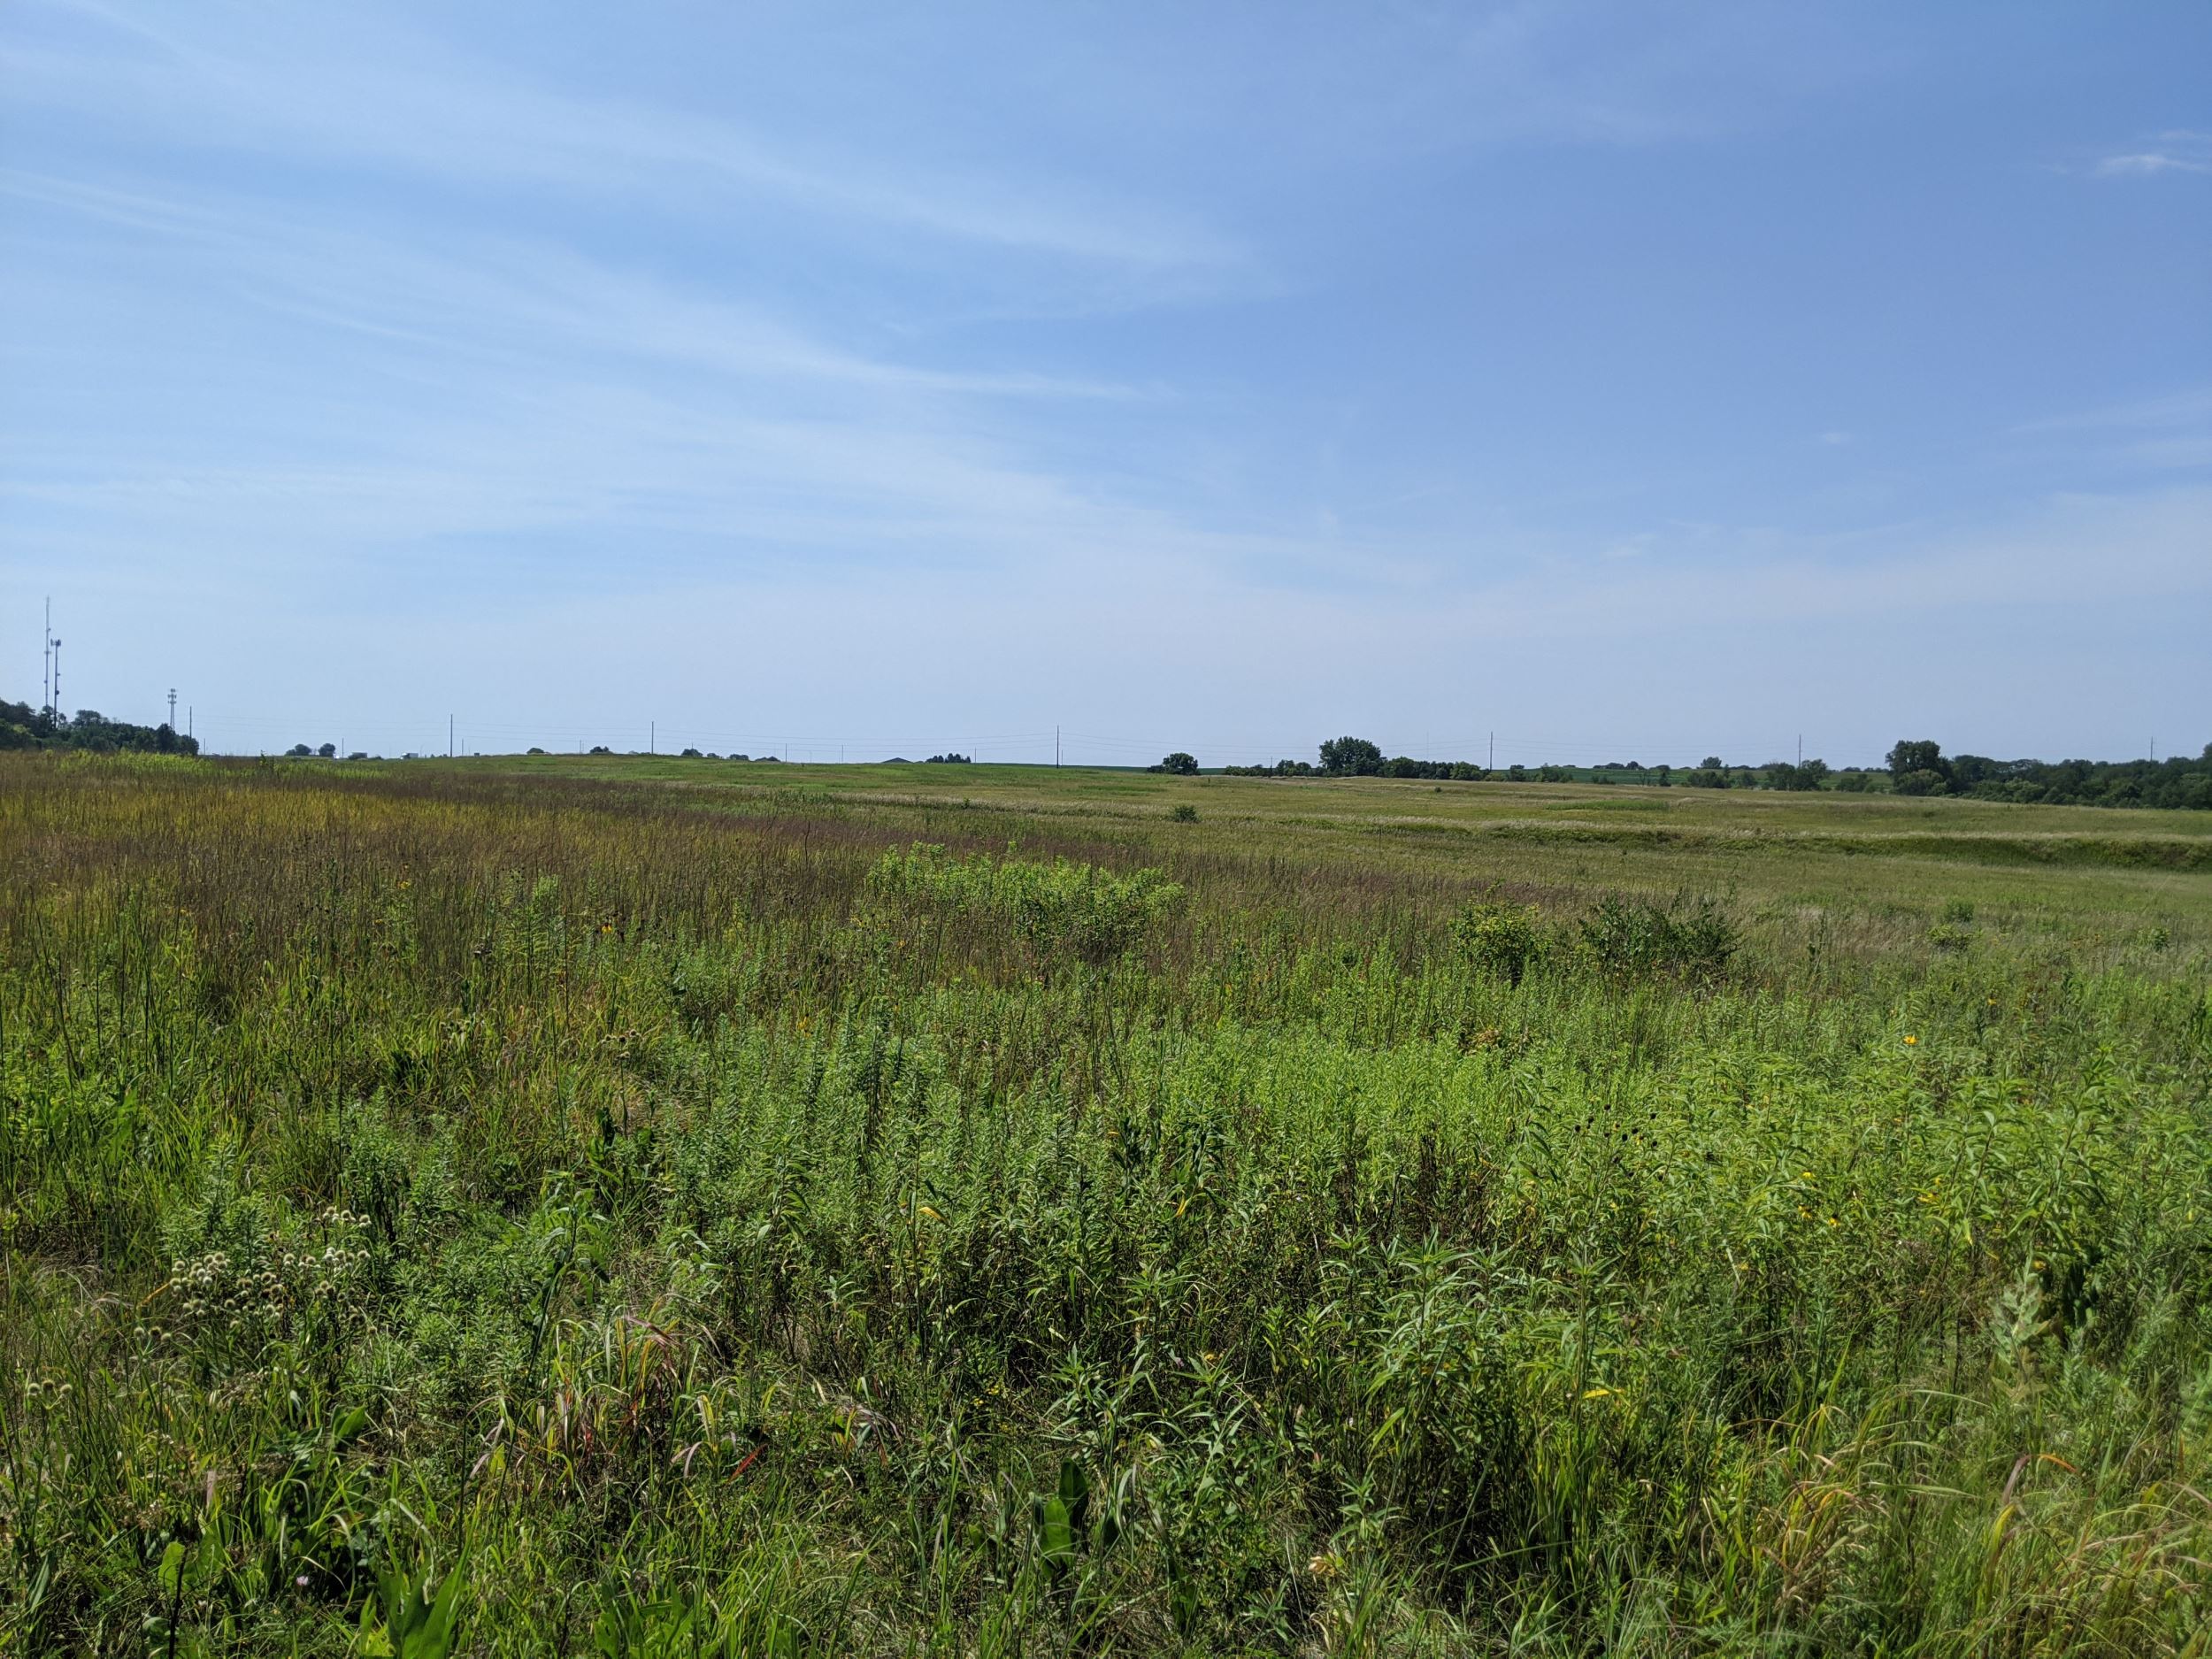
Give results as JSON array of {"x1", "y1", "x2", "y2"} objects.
[
  {"x1": 866, "y1": 842, "x2": 1184, "y2": 964},
  {"x1": 1449, "y1": 900, "x2": 1545, "y2": 986},
  {"x1": 1926, "y1": 921, "x2": 1973, "y2": 951},
  {"x1": 1576, "y1": 893, "x2": 1738, "y2": 982}
]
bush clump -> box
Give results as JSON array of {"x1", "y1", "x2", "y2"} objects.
[
  {"x1": 866, "y1": 842, "x2": 1185, "y2": 964},
  {"x1": 1449, "y1": 900, "x2": 1546, "y2": 986},
  {"x1": 1577, "y1": 894, "x2": 1738, "y2": 982}
]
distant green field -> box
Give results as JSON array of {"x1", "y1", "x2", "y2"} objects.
[{"x1": 4, "y1": 753, "x2": 2208, "y2": 1655}]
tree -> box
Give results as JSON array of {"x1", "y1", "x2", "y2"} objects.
[
  {"x1": 1764, "y1": 759, "x2": 1830, "y2": 791},
  {"x1": 1700, "y1": 756, "x2": 1724, "y2": 771},
  {"x1": 1319, "y1": 736, "x2": 1384, "y2": 776},
  {"x1": 1155, "y1": 752, "x2": 1198, "y2": 775},
  {"x1": 287, "y1": 743, "x2": 311, "y2": 757},
  {"x1": 1886, "y1": 740, "x2": 1948, "y2": 785},
  {"x1": 317, "y1": 742, "x2": 336, "y2": 759}
]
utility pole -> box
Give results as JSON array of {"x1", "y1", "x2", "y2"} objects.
[
  {"x1": 1056, "y1": 726, "x2": 1061, "y2": 767},
  {"x1": 1488, "y1": 732, "x2": 1494, "y2": 770},
  {"x1": 1797, "y1": 733, "x2": 1802, "y2": 765},
  {"x1": 449, "y1": 714, "x2": 454, "y2": 758}
]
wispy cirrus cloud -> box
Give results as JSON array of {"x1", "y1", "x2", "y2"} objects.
[
  {"x1": 2093, "y1": 129, "x2": 2212, "y2": 176},
  {"x1": 3, "y1": 0, "x2": 1246, "y2": 277},
  {"x1": 2005, "y1": 387, "x2": 2212, "y2": 476}
]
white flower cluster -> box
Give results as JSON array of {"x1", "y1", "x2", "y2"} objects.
[{"x1": 170, "y1": 1207, "x2": 373, "y2": 1340}]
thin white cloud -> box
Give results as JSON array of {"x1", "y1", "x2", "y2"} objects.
[
  {"x1": 2005, "y1": 387, "x2": 2212, "y2": 477},
  {"x1": 4, "y1": 1, "x2": 1244, "y2": 274},
  {"x1": 0, "y1": 165, "x2": 1154, "y2": 405},
  {"x1": 2092, "y1": 129, "x2": 2212, "y2": 177},
  {"x1": 2011, "y1": 387, "x2": 2212, "y2": 434}
]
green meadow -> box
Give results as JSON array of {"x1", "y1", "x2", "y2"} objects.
[{"x1": 3, "y1": 752, "x2": 2208, "y2": 1655}]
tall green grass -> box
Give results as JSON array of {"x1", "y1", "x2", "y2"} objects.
[{"x1": 1, "y1": 754, "x2": 2207, "y2": 1655}]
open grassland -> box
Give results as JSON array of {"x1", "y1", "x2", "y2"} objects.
[{"x1": 3, "y1": 752, "x2": 2208, "y2": 1655}]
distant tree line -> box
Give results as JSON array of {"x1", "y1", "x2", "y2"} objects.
[
  {"x1": 1220, "y1": 736, "x2": 1571, "y2": 782},
  {"x1": 1683, "y1": 756, "x2": 1836, "y2": 791},
  {"x1": 1193, "y1": 733, "x2": 2212, "y2": 810},
  {"x1": 1879, "y1": 739, "x2": 2212, "y2": 809},
  {"x1": 0, "y1": 699, "x2": 199, "y2": 756}
]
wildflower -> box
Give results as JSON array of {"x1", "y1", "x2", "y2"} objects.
[{"x1": 1903, "y1": 1035, "x2": 1918, "y2": 1045}]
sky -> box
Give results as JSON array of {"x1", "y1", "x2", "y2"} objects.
[{"x1": 3, "y1": 1, "x2": 2208, "y2": 767}]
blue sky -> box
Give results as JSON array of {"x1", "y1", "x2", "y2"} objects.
[{"x1": 4, "y1": 1, "x2": 2207, "y2": 765}]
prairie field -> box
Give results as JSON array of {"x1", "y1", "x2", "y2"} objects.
[{"x1": 3, "y1": 751, "x2": 2209, "y2": 1656}]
